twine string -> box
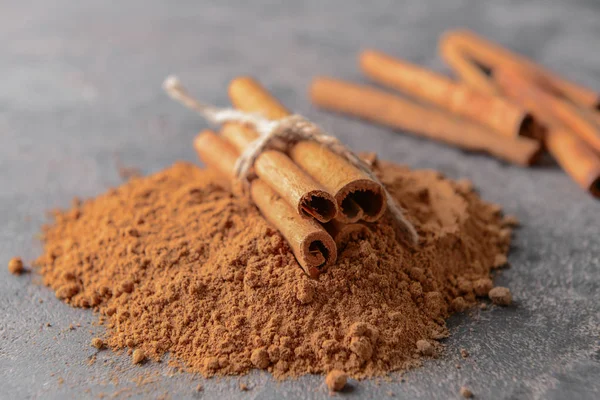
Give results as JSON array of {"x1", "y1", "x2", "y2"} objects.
[{"x1": 163, "y1": 75, "x2": 418, "y2": 245}]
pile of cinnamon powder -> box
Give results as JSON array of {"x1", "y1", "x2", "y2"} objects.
[{"x1": 34, "y1": 160, "x2": 512, "y2": 378}]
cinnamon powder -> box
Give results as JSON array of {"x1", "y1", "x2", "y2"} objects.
[{"x1": 34, "y1": 160, "x2": 511, "y2": 379}]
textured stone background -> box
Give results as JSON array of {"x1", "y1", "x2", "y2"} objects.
[{"x1": 1, "y1": 0, "x2": 599, "y2": 399}]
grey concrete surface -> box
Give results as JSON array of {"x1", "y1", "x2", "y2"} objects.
[{"x1": 1, "y1": 0, "x2": 599, "y2": 398}]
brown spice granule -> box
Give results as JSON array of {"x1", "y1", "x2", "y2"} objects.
[
  {"x1": 488, "y1": 287, "x2": 513, "y2": 306},
  {"x1": 460, "y1": 348, "x2": 469, "y2": 358},
  {"x1": 91, "y1": 337, "x2": 104, "y2": 349},
  {"x1": 493, "y1": 254, "x2": 509, "y2": 269},
  {"x1": 8, "y1": 257, "x2": 24, "y2": 275},
  {"x1": 33, "y1": 161, "x2": 512, "y2": 379},
  {"x1": 460, "y1": 386, "x2": 474, "y2": 398},
  {"x1": 325, "y1": 370, "x2": 347, "y2": 392},
  {"x1": 250, "y1": 347, "x2": 270, "y2": 369},
  {"x1": 416, "y1": 340, "x2": 434, "y2": 357},
  {"x1": 473, "y1": 278, "x2": 493, "y2": 297},
  {"x1": 132, "y1": 349, "x2": 146, "y2": 364},
  {"x1": 502, "y1": 215, "x2": 520, "y2": 227}
]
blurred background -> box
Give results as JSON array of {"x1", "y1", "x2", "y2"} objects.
[{"x1": 1, "y1": 1, "x2": 599, "y2": 399}]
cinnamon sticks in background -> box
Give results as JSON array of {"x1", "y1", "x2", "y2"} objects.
[
  {"x1": 310, "y1": 77, "x2": 541, "y2": 166},
  {"x1": 494, "y1": 69, "x2": 600, "y2": 197},
  {"x1": 309, "y1": 29, "x2": 600, "y2": 198},
  {"x1": 228, "y1": 77, "x2": 387, "y2": 223},
  {"x1": 194, "y1": 130, "x2": 337, "y2": 277},
  {"x1": 439, "y1": 29, "x2": 600, "y2": 109},
  {"x1": 360, "y1": 50, "x2": 537, "y2": 139}
]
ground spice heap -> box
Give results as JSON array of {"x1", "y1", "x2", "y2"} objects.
[{"x1": 35, "y1": 159, "x2": 512, "y2": 379}]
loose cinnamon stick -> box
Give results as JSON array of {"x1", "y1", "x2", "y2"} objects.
[
  {"x1": 194, "y1": 130, "x2": 338, "y2": 276},
  {"x1": 228, "y1": 77, "x2": 387, "y2": 223},
  {"x1": 440, "y1": 29, "x2": 600, "y2": 109},
  {"x1": 310, "y1": 77, "x2": 541, "y2": 166},
  {"x1": 495, "y1": 68, "x2": 600, "y2": 197},
  {"x1": 359, "y1": 50, "x2": 536, "y2": 138},
  {"x1": 493, "y1": 68, "x2": 600, "y2": 154}
]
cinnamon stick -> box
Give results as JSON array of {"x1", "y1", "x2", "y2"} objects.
[
  {"x1": 310, "y1": 77, "x2": 541, "y2": 166},
  {"x1": 439, "y1": 29, "x2": 600, "y2": 109},
  {"x1": 194, "y1": 130, "x2": 338, "y2": 276},
  {"x1": 493, "y1": 67, "x2": 600, "y2": 154},
  {"x1": 359, "y1": 50, "x2": 536, "y2": 138},
  {"x1": 495, "y1": 68, "x2": 600, "y2": 197},
  {"x1": 227, "y1": 77, "x2": 387, "y2": 223},
  {"x1": 219, "y1": 125, "x2": 338, "y2": 223}
]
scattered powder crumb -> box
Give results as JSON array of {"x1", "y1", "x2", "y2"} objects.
[
  {"x1": 239, "y1": 383, "x2": 249, "y2": 391},
  {"x1": 325, "y1": 370, "x2": 347, "y2": 392},
  {"x1": 493, "y1": 254, "x2": 508, "y2": 269},
  {"x1": 88, "y1": 354, "x2": 97, "y2": 366},
  {"x1": 32, "y1": 161, "x2": 513, "y2": 379},
  {"x1": 250, "y1": 348, "x2": 270, "y2": 369},
  {"x1": 455, "y1": 363, "x2": 461, "y2": 369},
  {"x1": 416, "y1": 340, "x2": 434, "y2": 357},
  {"x1": 488, "y1": 287, "x2": 513, "y2": 306},
  {"x1": 460, "y1": 349, "x2": 469, "y2": 358},
  {"x1": 387, "y1": 390, "x2": 395, "y2": 396},
  {"x1": 195, "y1": 384, "x2": 203, "y2": 392},
  {"x1": 8, "y1": 257, "x2": 24, "y2": 275},
  {"x1": 451, "y1": 297, "x2": 468, "y2": 312},
  {"x1": 91, "y1": 338, "x2": 104, "y2": 349},
  {"x1": 132, "y1": 349, "x2": 146, "y2": 365},
  {"x1": 460, "y1": 386, "x2": 474, "y2": 398},
  {"x1": 502, "y1": 215, "x2": 520, "y2": 227},
  {"x1": 57, "y1": 377, "x2": 64, "y2": 385},
  {"x1": 479, "y1": 303, "x2": 487, "y2": 310},
  {"x1": 473, "y1": 278, "x2": 493, "y2": 297}
]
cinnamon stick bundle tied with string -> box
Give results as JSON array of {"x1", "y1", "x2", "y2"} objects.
[
  {"x1": 164, "y1": 76, "x2": 418, "y2": 244},
  {"x1": 310, "y1": 77, "x2": 541, "y2": 166},
  {"x1": 194, "y1": 130, "x2": 338, "y2": 277},
  {"x1": 439, "y1": 29, "x2": 600, "y2": 109},
  {"x1": 227, "y1": 77, "x2": 388, "y2": 224},
  {"x1": 359, "y1": 49, "x2": 537, "y2": 138},
  {"x1": 494, "y1": 68, "x2": 600, "y2": 197}
]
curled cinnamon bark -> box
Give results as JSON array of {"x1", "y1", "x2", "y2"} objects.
[
  {"x1": 194, "y1": 130, "x2": 338, "y2": 276},
  {"x1": 228, "y1": 77, "x2": 387, "y2": 223},
  {"x1": 323, "y1": 220, "x2": 370, "y2": 249}
]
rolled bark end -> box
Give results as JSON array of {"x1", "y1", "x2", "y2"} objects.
[
  {"x1": 300, "y1": 190, "x2": 338, "y2": 223},
  {"x1": 589, "y1": 177, "x2": 600, "y2": 198},
  {"x1": 301, "y1": 231, "x2": 337, "y2": 278},
  {"x1": 324, "y1": 220, "x2": 370, "y2": 249},
  {"x1": 336, "y1": 179, "x2": 386, "y2": 223},
  {"x1": 517, "y1": 114, "x2": 544, "y2": 140}
]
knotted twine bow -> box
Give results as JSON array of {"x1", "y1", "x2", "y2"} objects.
[{"x1": 163, "y1": 76, "x2": 418, "y2": 245}]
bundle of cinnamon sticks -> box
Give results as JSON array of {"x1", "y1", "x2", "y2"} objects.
[
  {"x1": 310, "y1": 29, "x2": 600, "y2": 198},
  {"x1": 191, "y1": 77, "x2": 393, "y2": 278}
]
